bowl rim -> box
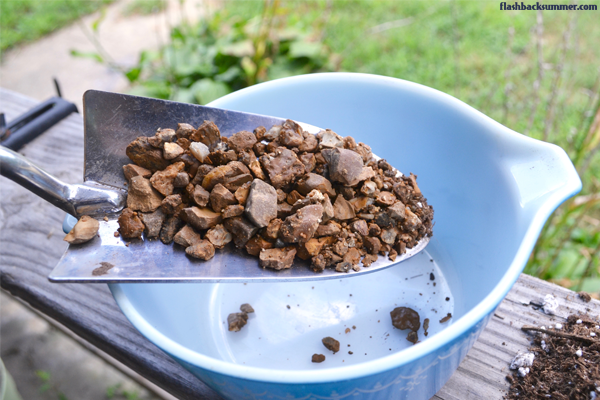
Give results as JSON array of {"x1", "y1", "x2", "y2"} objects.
[{"x1": 110, "y1": 72, "x2": 582, "y2": 384}]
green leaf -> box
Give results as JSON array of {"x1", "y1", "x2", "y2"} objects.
[
  {"x1": 579, "y1": 278, "x2": 600, "y2": 294},
  {"x1": 288, "y1": 40, "x2": 323, "y2": 59},
  {"x1": 35, "y1": 370, "x2": 51, "y2": 382},
  {"x1": 91, "y1": 7, "x2": 106, "y2": 32},
  {"x1": 171, "y1": 88, "x2": 196, "y2": 104},
  {"x1": 190, "y1": 78, "x2": 230, "y2": 105},
  {"x1": 69, "y1": 49, "x2": 103, "y2": 63},
  {"x1": 214, "y1": 66, "x2": 242, "y2": 83},
  {"x1": 240, "y1": 57, "x2": 257, "y2": 79},
  {"x1": 125, "y1": 67, "x2": 142, "y2": 83}
]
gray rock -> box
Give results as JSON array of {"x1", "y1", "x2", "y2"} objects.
[{"x1": 245, "y1": 179, "x2": 277, "y2": 227}]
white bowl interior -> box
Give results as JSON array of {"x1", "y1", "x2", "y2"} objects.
[{"x1": 111, "y1": 73, "x2": 579, "y2": 381}]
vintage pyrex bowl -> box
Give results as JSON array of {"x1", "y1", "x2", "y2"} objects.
[{"x1": 109, "y1": 73, "x2": 581, "y2": 399}]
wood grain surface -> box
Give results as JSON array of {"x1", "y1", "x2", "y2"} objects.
[{"x1": 1, "y1": 89, "x2": 598, "y2": 400}]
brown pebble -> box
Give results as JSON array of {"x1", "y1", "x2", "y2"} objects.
[
  {"x1": 322, "y1": 337, "x2": 340, "y2": 353},
  {"x1": 311, "y1": 354, "x2": 326, "y2": 363},
  {"x1": 240, "y1": 303, "x2": 254, "y2": 313},
  {"x1": 578, "y1": 291, "x2": 592, "y2": 303},
  {"x1": 345, "y1": 328, "x2": 351, "y2": 334}
]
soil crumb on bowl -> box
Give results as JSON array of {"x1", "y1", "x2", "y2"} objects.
[
  {"x1": 227, "y1": 312, "x2": 248, "y2": 332},
  {"x1": 92, "y1": 262, "x2": 114, "y2": 276},
  {"x1": 240, "y1": 303, "x2": 254, "y2": 313},
  {"x1": 505, "y1": 314, "x2": 600, "y2": 399},
  {"x1": 118, "y1": 119, "x2": 434, "y2": 272},
  {"x1": 322, "y1": 337, "x2": 340, "y2": 354},
  {"x1": 439, "y1": 313, "x2": 452, "y2": 323},
  {"x1": 311, "y1": 354, "x2": 326, "y2": 363},
  {"x1": 391, "y1": 307, "x2": 421, "y2": 345}
]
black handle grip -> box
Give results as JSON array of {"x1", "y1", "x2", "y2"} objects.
[{"x1": 1, "y1": 97, "x2": 78, "y2": 151}]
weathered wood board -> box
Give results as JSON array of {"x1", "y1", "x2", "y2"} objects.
[{"x1": 1, "y1": 88, "x2": 598, "y2": 400}]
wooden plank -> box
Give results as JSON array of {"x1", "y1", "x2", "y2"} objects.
[
  {"x1": 0, "y1": 89, "x2": 222, "y2": 400},
  {"x1": 1, "y1": 89, "x2": 598, "y2": 400}
]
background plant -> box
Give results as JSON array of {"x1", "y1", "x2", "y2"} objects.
[{"x1": 111, "y1": 0, "x2": 338, "y2": 105}]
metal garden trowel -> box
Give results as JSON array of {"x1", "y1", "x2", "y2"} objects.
[{"x1": 0, "y1": 90, "x2": 429, "y2": 283}]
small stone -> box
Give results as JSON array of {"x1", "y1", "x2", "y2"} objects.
[
  {"x1": 245, "y1": 235, "x2": 274, "y2": 256},
  {"x1": 315, "y1": 221, "x2": 342, "y2": 237},
  {"x1": 117, "y1": 209, "x2": 145, "y2": 239},
  {"x1": 64, "y1": 215, "x2": 99, "y2": 244},
  {"x1": 176, "y1": 123, "x2": 196, "y2": 139},
  {"x1": 222, "y1": 204, "x2": 244, "y2": 219},
  {"x1": 363, "y1": 237, "x2": 381, "y2": 255},
  {"x1": 190, "y1": 121, "x2": 221, "y2": 150},
  {"x1": 161, "y1": 194, "x2": 183, "y2": 215},
  {"x1": 259, "y1": 147, "x2": 305, "y2": 189},
  {"x1": 387, "y1": 202, "x2": 406, "y2": 221},
  {"x1": 150, "y1": 162, "x2": 185, "y2": 196},
  {"x1": 578, "y1": 291, "x2": 592, "y2": 303},
  {"x1": 173, "y1": 172, "x2": 189, "y2": 188},
  {"x1": 350, "y1": 220, "x2": 369, "y2": 236},
  {"x1": 390, "y1": 307, "x2": 420, "y2": 331},
  {"x1": 376, "y1": 191, "x2": 396, "y2": 206},
  {"x1": 319, "y1": 130, "x2": 344, "y2": 148},
  {"x1": 322, "y1": 336, "x2": 340, "y2": 353},
  {"x1": 183, "y1": 207, "x2": 222, "y2": 230},
  {"x1": 139, "y1": 209, "x2": 166, "y2": 238},
  {"x1": 234, "y1": 182, "x2": 251, "y2": 205},
  {"x1": 280, "y1": 204, "x2": 323, "y2": 244},
  {"x1": 159, "y1": 215, "x2": 184, "y2": 244},
  {"x1": 295, "y1": 173, "x2": 336, "y2": 197},
  {"x1": 192, "y1": 185, "x2": 210, "y2": 207},
  {"x1": 224, "y1": 173, "x2": 253, "y2": 192},
  {"x1": 163, "y1": 142, "x2": 184, "y2": 160},
  {"x1": 173, "y1": 225, "x2": 202, "y2": 248},
  {"x1": 185, "y1": 239, "x2": 215, "y2": 260},
  {"x1": 189, "y1": 141, "x2": 210, "y2": 163},
  {"x1": 333, "y1": 195, "x2": 356, "y2": 220},
  {"x1": 223, "y1": 216, "x2": 259, "y2": 247},
  {"x1": 322, "y1": 148, "x2": 364, "y2": 186},
  {"x1": 311, "y1": 354, "x2": 326, "y2": 363},
  {"x1": 259, "y1": 247, "x2": 297, "y2": 270},
  {"x1": 210, "y1": 183, "x2": 237, "y2": 213},
  {"x1": 228, "y1": 130, "x2": 257, "y2": 152},
  {"x1": 127, "y1": 176, "x2": 163, "y2": 212},
  {"x1": 126, "y1": 136, "x2": 170, "y2": 171},
  {"x1": 227, "y1": 312, "x2": 248, "y2": 332},
  {"x1": 403, "y1": 207, "x2": 422, "y2": 231},
  {"x1": 510, "y1": 351, "x2": 535, "y2": 370},
  {"x1": 122, "y1": 164, "x2": 152, "y2": 181},
  {"x1": 148, "y1": 128, "x2": 176, "y2": 148},
  {"x1": 205, "y1": 224, "x2": 233, "y2": 249},
  {"x1": 245, "y1": 179, "x2": 278, "y2": 227},
  {"x1": 240, "y1": 303, "x2": 254, "y2": 313},
  {"x1": 265, "y1": 218, "x2": 283, "y2": 240}
]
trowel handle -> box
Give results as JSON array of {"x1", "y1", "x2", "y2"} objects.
[{"x1": 0, "y1": 146, "x2": 126, "y2": 217}]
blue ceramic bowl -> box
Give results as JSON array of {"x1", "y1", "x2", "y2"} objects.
[{"x1": 110, "y1": 73, "x2": 581, "y2": 399}]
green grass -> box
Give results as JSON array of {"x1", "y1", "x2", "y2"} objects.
[
  {"x1": 0, "y1": 0, "x2": 113, "y2": 52},
  {"x1": 221, "y1": 0, "x2": 600, "y2": 293},
  {"x1": 122, "y1": 0, "x2": 166, "y2": 17}
]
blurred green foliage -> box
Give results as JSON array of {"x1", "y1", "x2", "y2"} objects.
[
  {"x1": 0, "y1": 0, "x2": 113, "y2": 52},
  {"x1": 221, "y1": 0, "x2": 600, "y2": 295},
  {"x1": 121, "y1": 2, "x2": 337, "y2": 104},
  {"x1": 122, "y1": 0, "x2": 166, "y2": 17}
]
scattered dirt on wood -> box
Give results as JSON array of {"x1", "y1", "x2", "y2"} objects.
[{"x1": 505, "y1": 314, "x2": 600, "y2": 399}]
